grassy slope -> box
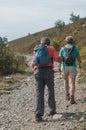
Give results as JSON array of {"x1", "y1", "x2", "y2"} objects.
[
  {"x1": 8, "y1": 18, "x2": 86, "y2": 54},
  {"x1": 8, "y1": 17, "x2": 86, "y2": 81}
]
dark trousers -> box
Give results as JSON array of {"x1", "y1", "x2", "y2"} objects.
[{"x1": 34, "y1": 67, "x2": 56, "y2": 116}]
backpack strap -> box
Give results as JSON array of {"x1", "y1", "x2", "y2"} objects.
[
  {"x1": 71, "y1": 46, "x2": 75, "y2": 52},
  {"x1": 64, "y1": 46, "x2": 75, "y2": 54}
]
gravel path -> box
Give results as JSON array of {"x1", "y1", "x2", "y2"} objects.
[{"x1": 0, "y1": 66, "x2": 86, "y2": 130}]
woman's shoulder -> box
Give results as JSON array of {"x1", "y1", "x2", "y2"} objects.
[
  {"x1": 74, "y1": 46, "x2": 79, "y2": 51},
  {"x1": 60, "y1": 46, "x2": 64, "y2": 50}
]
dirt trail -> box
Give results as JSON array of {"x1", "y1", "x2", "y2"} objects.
[{"x1": 0, "y1": 64, "x2": 86, "y2": 130}]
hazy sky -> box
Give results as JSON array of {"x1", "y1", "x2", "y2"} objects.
[{"x1": 0, "y1": 0, "x2": 86, "y2": 41}]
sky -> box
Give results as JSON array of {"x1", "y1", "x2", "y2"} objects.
[{"x1": 0, "y1": 0, "x2": 86, "y2": 41}]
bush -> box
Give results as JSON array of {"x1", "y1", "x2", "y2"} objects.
[
  {"x1": 70, "y1": 12, "x2": 80, "y2": 23},
  {"x1": 0, "y1": 43, "x2": 14, "y2": 75},
  {"x1": 0, "y1": 43, "x2": 26, "y2": 75},
  {"x1": 12, "y1": 54, "x2": 26, "y2": 73},
  {"x1": 54, "y1": 20, "x2": 65, "y2": 29}
]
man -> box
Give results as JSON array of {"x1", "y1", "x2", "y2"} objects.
[
  {"x1": 59, "y1": 36, "x2": 81, "y2": 104},
  {"x1": 32, "y1": 37, "x2": 60, "y2": 121}
]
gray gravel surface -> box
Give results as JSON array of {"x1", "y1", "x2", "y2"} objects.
[{"x1": 0, "y1": 65, "x2": 86, "y2": 130}]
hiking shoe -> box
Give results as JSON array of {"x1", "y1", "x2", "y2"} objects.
[
  {"x1": 70, "y1": 99, "x2": 77, "y2": 104},
  {"x1": 35, "y1": 115, "x2": 43, "y2": 122},
  {"x1": 70, "y1": 95, "x2": 77, "y2": 104},
  {"x1": 66, "y1": 93, "x2": 70, "y2": 101},
  {"x1": 48, "y1": 112, "x2": 57, "y2": 116}
]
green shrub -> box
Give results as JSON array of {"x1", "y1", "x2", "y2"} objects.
[
  {"x1": 12, "y1": 55, "x2": 26, "y2": 73},
  {"x1": 0, "y1": 43, "x2": 26, "y2": 75},
  {"x1": 70, "y1": 12, "x2": 80, "y2": 23},
  {"x1": 0, "y1": 43, "x2": 14, "y2": 75},
  {"x1": 54, "y1": 20, "x2": 65, "y2": 29}
]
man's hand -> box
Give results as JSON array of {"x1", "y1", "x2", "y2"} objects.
[{"x1": 79, "y1": 62, "x2": 81, "y2": 68}]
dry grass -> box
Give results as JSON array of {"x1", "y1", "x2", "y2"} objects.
[{"x1": 0, "y1": 73, "x2": 28, "y2": 95}]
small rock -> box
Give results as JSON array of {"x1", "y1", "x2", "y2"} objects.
[
  {"x1": 53, "y1": 114, "x2": 63, "y2": 119},
  {"x1": 61, "y1": 122, "x2": 65, "y2": 125},
  {"x1": 4, "y1": 76, "x2": 14, "y2": 81},
  {"x1": 0, "y1": 128, "x2": 5, "y2": 130},
  {"x1": 79, "y1": 115, "x2": 86, "y2": 122}
]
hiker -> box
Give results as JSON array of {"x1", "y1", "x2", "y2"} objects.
[
  {"x1": 59, "y1": 36, "x2": 81, "y2": 104},
  {"x1": 32, "y1": 37, "x2": 60, "y2": 121}
]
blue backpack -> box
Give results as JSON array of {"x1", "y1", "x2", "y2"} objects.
[{"x1": 33, "y1": 44, "x2": 51, "y2": 66}]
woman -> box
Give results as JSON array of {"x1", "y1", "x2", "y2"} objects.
[{"x1": 59, "y1": 36, "x2": 81, "y2": 104}]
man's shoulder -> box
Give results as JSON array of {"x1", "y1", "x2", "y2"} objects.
[{"x1": 47, "y1": 45, "x2": 55, "y2": 50}]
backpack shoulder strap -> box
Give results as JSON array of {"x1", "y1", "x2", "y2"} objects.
[
  {"x1": 70, "y1": 46, "x2": 75, "y2": 53},
  {"x1": 64, "y1": 46, "x2": 75, "y2": 52},
  {"x1": 64, "y1": 46, "x2": 68, "y2": 51},
  {"x1": 63, "y1": 46, "x2": 69, "y2": 55},
  {"x1": 34, "y1": 45, "x2": 39, "y2": 51},
  {"x1": 72, "y1": 46, "x2": 75, "y2": 51}
]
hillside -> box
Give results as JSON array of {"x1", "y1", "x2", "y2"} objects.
[
  {"x1": 8, "y1": 17, "x2": 86, "y2": 55},
  {"x1": 8, "y1": 17, "x2": 86, "y2": 82}
]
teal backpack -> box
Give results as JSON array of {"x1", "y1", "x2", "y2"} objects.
[{"x1": 33, "y1": 44, "x2": 51, "y2": 66}]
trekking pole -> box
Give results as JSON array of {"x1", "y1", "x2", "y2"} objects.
[
  {"x1": 58, "y1": 69, "x2": 62, "y2": 92},
  {"x1": 59, "y1": 69, "x2": 69, "y2": 113},
  {"x1": 58, "y1": 70, "x2": 63, "y2": 111},
  {"x1": 54, "y1": 68, "x2": 62, "y2": 111}
]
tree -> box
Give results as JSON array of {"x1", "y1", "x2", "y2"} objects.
[
  {"x1": 0, "y1": 36, "x2": 8, "y2": 44},
  {"x1": 0, "y1": 37, "x2": 13, "y2": 75},
  {"x1": 0, "y1": 37, "x2": 3, "y2": 44},
  {"x1": 3, "y1": 36, "x2": 8, "y2": 43},
  {"x1": 70, "y1": 12, "x2": 80, "y2": 23},
  {"x1": 54, "y1": 20, "x2": 65, "y2": 29},
  {"x1": 0, "y1": 36, "x2": 26, "y2": 75}
]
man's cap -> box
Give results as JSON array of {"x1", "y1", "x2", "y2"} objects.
[
  {"x1": 40, "y1": 37, "x2": 50, "y2": 45},
  {"x1": 65, "y1": 36, "x2": 74, "y2": 44}
]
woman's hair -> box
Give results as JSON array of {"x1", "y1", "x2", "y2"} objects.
[
  {"x1": 40, "y1": 37, "x2": 50, "y2": 45},
  {"x1": 65, "y1": 36, "x2": 74, "y2": 44}
]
